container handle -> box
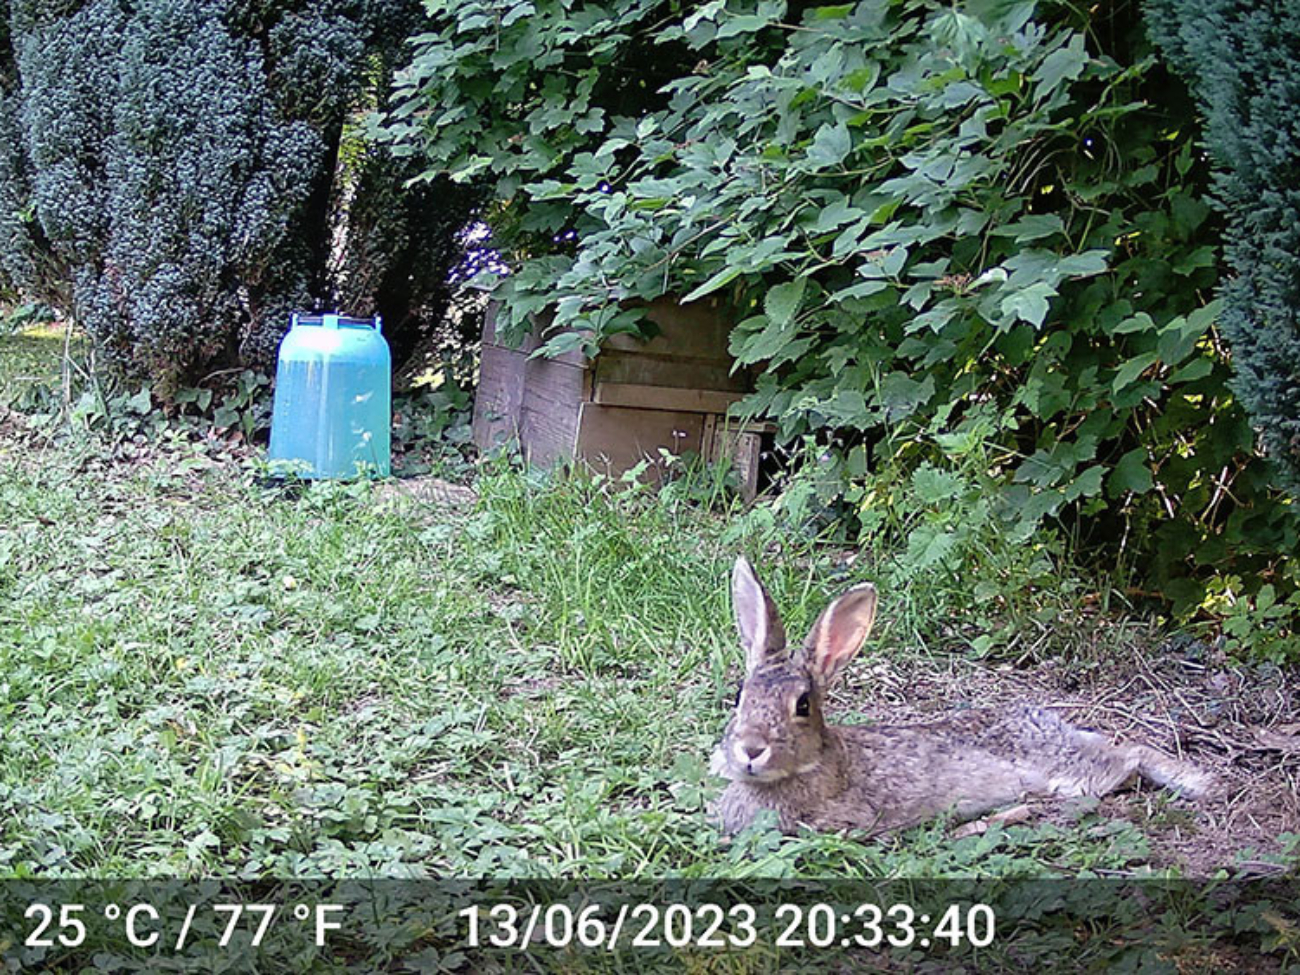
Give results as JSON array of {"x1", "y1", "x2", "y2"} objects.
[{"x1": 288, "y1": 312, "x2": 381, "y2": 331}]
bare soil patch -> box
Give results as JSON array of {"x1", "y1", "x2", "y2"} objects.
[
  {"x1": 374, "y1": 474, "x2": 478, "y2": 515},
  {"x1": 842, "y1": 631, "x2": 1299, "y2": 876}
]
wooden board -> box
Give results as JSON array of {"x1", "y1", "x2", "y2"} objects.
[
  {"x1": 471, "y1": 343, "x2": 527, "y2": 452},
  {"x1": 702, "y1": 416, "x2": 768, "y2": 502},
  {"x1": 485, "y1": 296, "x2": 746, "y2": 387},
  {"x1": 604, "y1": 295, "x2": 732, "y2": 359},
  {"x1": 593, "y1": 381, "x2": 745, "y2": 415},
  {"x1": 519, "y1": 355, "x2": 587, "y2": 468},
  {"x1": 473, "y1": 340, "x2": 589, "y2": 463},
  {"x1": 594, "y1": 350, "x2": 748, "y2": 392},
  {"x1": 574, "y1": 404, "x2": 705, "y2": 483},
  {"x1": 476, "y1": 303, "x2": 592, "y2": 458},
  {"x1": 599, "y1": 295, "x2": 748, "y2": 391},
  {"x1": 474, "y1": 297, "x2": 763, "y2": 484}
]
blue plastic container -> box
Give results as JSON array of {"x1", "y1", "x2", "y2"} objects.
[{"x1": 268, "y1": 313, "x2": 391, "y2": 478}]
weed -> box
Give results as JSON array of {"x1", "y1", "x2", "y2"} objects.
[{"x1": 1203, "y1": 571, "x2": 1300, "y2": 664}]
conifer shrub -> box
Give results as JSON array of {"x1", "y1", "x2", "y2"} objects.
[
  {"x1": 0, "y1": 0, "x2": 480, "y2": 391},
  {"x1": 1147, "y1": 0, "x2": 1300, "y2": 492}
]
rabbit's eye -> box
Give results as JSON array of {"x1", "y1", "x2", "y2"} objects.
[{"x1": 794, "y1": 692, "x2": 811, "y2": 717}]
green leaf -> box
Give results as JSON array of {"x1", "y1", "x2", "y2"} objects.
[
  {"x1": 764, "y1": 277, "x2": 807, "y2": 326},
  {"x1": 905, "y1": 524, "x2": 958, "y2": 570},
  {"x1": 501, "y1": 3, "x2": 535, "y2": 27},
  {"x1": 731, "y1": 314, "x2": 793, "y2": 364},
  {"x1": 1110, "y1": 312, "x2": 1155, "y2": 336},
  {"x1": 992, "y1": 214, "x2": 1064, "y2": 242},
  {"x1": 1001, "y1": 282, "x2": 1056, "y2": 328},
  {"x1": 809, "y1": 46, "x2": 845, "y2": 86},
  {"x1": 682, "y1": 0, "x2": 725, "y2": 31},
  {"x1": 1108, "y1": 448, "x2": 1154, "y2": 496},
  {"x1": 843, "y1": 63, "x2": 880, "y2": 93},
  {"x1": 1057, "y1": 250, "x2": 1110, "y2": 278},
  {"x1": 449, "y1": 154, "x2": 493, "y2": 183},
  {"x1": 913, "y1": 464, "x2": 965, "y2": 503},
  {"x1": 811, "y1": 197, "x2": 864, "y2": 233},
  {"x1": 716, "y1": 10, "x2": 778, "y2": 38},
  {"x1": 213, "y1": 404, "x2": 238, "y2": 429},
  {"x1": 881, "y1": 246, "x2": 908, "y2": 278},
  {"x1": 806, "y1": 122, "x2": 852, "y2": 168},
  {"x1": 1167, "y1": 357, "x2": 1213, "y2": 384},
  {"x1": 831, "y1": 279, "x2": 888, "y2": 300},
  {"x1": 1112, "y1": 352, "x2": 1158, "y2": 392},
  {"x1": 537, "y1": 329, "x2": 595, "y2": 358},
  {"x1": 1063, "y1": 464, "x2": 1105, "y2": 501},
  {"x1": 1157, "y1": 312, "x2": 1209, "y2": 364},
  {"x1": 821, "y1": 388, "x2": 868, "y2": 423},
  {"x1": 1032, "y1": 34, "x2": 1087, "y2": 101},
  {"x1": 869, "y1": 199, "x2": 900, "y2": 224},
  {"x1": 1172, "y1": 245, "x2": 1216, "y2": 275},
  {"x1": 681, "y1": 265, "x2": 743, "y2": 303},
  {"x1": 126, "y1": 387, "x2": 152, "y2": 414},
  {"x1": 878, "y1": 372, "x2": 935, "y2": 420}
]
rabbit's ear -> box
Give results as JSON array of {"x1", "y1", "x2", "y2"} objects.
[
  {"x1": 802, "y1": 583, "x2": 877, "y2": 687},
  {"x1": 733, "y1": 556, "x2": 788, "y2": 673}
]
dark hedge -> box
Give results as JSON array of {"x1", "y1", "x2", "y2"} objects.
[
  {"x1": 0, "y1": 0, "x2": 482, "y2": 390},
  {"x1": 1147, "y1": 0, "x2": 1300, "y2": 491}
]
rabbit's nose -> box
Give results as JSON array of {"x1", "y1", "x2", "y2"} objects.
[{"x1": 737, "y1": 737, "x2": 770, "y2": 764}]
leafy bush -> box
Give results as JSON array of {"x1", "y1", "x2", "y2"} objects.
[
  {"x1": 0, "y1": 0, "x2": 482, "y2": 392},
  {"x1": 379, "y1": 0, "x2": 1299, "y2": 618},
  {"x1": 390, "y1": 382, "x2": 477, "y2": 478},
  {"x1": 1146, "y1": 0, "x2": 1300, "y2": 493}
]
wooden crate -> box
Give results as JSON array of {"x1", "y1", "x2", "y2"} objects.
[
  {"x1": 472, "y1": 297, "x2": 769, "y2": 499},
  {"x1": 472, "y1": 313, "x2": 589, "y2": 470}
]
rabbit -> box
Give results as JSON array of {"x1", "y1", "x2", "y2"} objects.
[{"x1": 711, "y1": 556, "x2": 1215, "y2": 836}]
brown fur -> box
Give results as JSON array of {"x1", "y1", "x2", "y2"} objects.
[{"x1": 712, "y1": 557, "x2": 1214, "y2": 836}]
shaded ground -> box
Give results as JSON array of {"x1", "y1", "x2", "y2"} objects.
[{"x1": 843, "y1": 636, "x2": 1299, "y2": 875}]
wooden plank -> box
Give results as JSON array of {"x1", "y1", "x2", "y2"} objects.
[
  {"x1": 519, "y1": 355, "x2": 585, "y2": 468},
  {"x1": 489, "y1": 296, "x2": 736, "y2": 367},
  {"x1": 704, "y1": 417, "x2": 763, "y2": 502},
  {"x1": 574, "y1": 404, "x2": 705, "y2": 483},
  {"x1": 595, "y1": 350, "x2": 749, "y2": 392},
  {"x1": 472, "y1": 343, "x2": 527, "y2": 452},
  {"x1": 485, "y1": 297, "x2": 751, "y2": 392},
  {"x1": 604, "y1": 295, "x2": 732, "y2": 361},
  {"x1": 593, "y1": 382, "x2": 745, "y2": 414}
]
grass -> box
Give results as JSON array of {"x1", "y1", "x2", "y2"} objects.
[
  {"x1": 1, "y1": 450, "x2": 1153, "y2": 879},
  {"x1": 0, "y1": 329, "x2": 1286, "y2": 884}
]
